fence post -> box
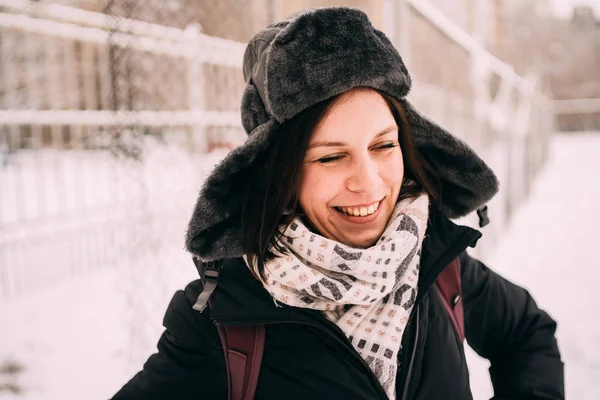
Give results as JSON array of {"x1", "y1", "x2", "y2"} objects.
[
  {"x1": 382, "y1": 0, "x2": 397, "y2": 48},
  {"x1": 185, "y1": 23, "x2": 205, "y2": 153},
  {"x1": 398, "y1": 0, "x2": 412, "y2": 71}
]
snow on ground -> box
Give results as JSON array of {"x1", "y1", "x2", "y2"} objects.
[
  {"x1": 1, "y1": 132, "x2": 599, "y2": 399},
  {"x1": 0, "y1": 268, "x2": 129, "y2": 399},
  {"x1": 467, "y1": 132, "x2": 600, "y2": 400}
]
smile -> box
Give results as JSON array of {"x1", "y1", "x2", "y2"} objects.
[{"x1": 334, "y1": 201, "x2": 381, "y2": 217}]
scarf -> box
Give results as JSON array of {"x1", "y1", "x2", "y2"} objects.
[{"x1": 247, "y1": 194, "x2": 429, "y2": 399}]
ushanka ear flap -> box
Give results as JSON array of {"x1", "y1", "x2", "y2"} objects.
[
  {"x1": 400, "y1": 100, "x2": 499, "y2": 218},
  {"x1": 241, "y1": 82, "x2": 271, "y2": 134},
  {"x1": 185, "y1": 119, "x2": 278, "y2": 261}
]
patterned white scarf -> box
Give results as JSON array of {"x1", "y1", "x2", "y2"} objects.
[{"x1": 247, "y1": 194, "x2": 429, "y2": 399}]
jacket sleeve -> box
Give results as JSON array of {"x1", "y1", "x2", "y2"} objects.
[
  {"x1": 460, "y1": 251, "x2": 564, "y2": 400},
  {"x1": 110, "y1": 280, "x2": 227, "y2": 400}
]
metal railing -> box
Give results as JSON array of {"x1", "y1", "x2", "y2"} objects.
[
  {"x1": 0, "y1": 0, "x2": 245, "y2": 302},
  {"x1": 384, "y1": 0, "x2": 554, "y2": 254}
]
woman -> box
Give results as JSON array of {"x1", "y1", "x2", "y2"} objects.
[{"x1": 112, "y1": 7, "x2": 563, "y2": 400}]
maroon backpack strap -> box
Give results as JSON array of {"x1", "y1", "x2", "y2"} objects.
[
  {"x1": 434, "y1": 257, "x2": 465, "y2": 341},
  {"x1": 215, "y1": 324, "x2": 266, "y2": 400}
]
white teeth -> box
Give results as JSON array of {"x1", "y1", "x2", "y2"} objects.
[{"x1": 339, "y1": 201, "x2": 380, "y2": 217}]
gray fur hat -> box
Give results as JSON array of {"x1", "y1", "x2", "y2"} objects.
[{"x1": 186, "y1": 7, "x2": 498, "y2": 261}]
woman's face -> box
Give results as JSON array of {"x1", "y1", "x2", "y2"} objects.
[{"x1": 298, "y1": 88, "x2": 404, "y2": 248}]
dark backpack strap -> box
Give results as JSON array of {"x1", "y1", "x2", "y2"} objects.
[
  {"x1": 191, "y1": 257, "x2": 265, "y2": 398},
  {"x1": 435, "y1": 257, "x2": 465, "y2": 341},
  {"x1": 215, "y1": 324, "x2": 266, "y2": 400}
]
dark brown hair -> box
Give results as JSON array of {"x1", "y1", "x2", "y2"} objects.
[{"x1": 241, "y1": 89, "x2": 441, "y2": 282}]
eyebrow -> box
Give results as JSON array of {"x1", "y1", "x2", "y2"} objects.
[{"x1": 307, "y1": 125, "x2": 398, "y2": 150}]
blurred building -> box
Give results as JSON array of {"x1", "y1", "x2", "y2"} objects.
[
  {"x1": 487, "y1": 0, "x2": 600, "y2": 130},
  {"x1": 554, "y1": 6, "x2": 600, "y2": 130}
]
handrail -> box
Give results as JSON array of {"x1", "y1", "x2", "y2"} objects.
[
  {"x1": 554, "y1": 98, "x2": 600, "y2": 114},
  {"x1": 0, "y1": 110, "x2": 242, "y2": 127},
  {"x1": 0, "y1": 0, "x2": 191, "y2": 40},
  {"x1": 0, "y1": 1, "x2": 246, "y2": 65},
  {"x1": 407, "y1": 0, "x2": 539, "y2": 96}
]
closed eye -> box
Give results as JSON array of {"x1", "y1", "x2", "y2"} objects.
[
  {"x1": 315, "y1": 143, "x2": 398, "y2": 163},
  {"x1": 317, "y1": 154, "x2": 344, "y2": 164},
  {"x1": 373, "y1": 142, "x2": 399, "y2": 151}
]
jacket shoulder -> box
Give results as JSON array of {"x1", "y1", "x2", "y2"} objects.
[
  {"x1": 162, "y1": 279, "x2": 220, "y2": 346},
  {"x1": 459, "y1": 251, "x2": 564, "y2": 399}
]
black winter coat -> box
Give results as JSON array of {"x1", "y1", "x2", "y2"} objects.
[{"x1": 112, "y1": 209, "x2": 564, "y2": 399}]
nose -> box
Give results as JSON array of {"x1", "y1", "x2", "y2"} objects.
[{"x1": 346, "y1": 156, "x2": 381, "y2": 193}]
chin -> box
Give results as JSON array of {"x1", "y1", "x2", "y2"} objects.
[{"x1": 346, "y1": 234, "x2": 379, "y2": 249}]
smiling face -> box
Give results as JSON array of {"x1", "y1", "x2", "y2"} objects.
[{"x1": 298, "y1": 88, "x2": 404, "y2": 248}]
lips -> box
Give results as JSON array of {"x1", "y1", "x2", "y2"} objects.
[{"x1": 334, "y1": 200, "x2": 381, "y2": 217}]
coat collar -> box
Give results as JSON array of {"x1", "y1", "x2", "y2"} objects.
[{"x1": 207, "y1": 207, "x2": 481, "y2": 324}]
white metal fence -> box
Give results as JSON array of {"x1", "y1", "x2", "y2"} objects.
[
  {"x1": 0, "y1": 0, "x2": 250, "y2": 366},
  {"x1": 0, "y1": 0, "x2": 245, "y2": 296},
  {"x1": 388, "y1": 0, "x2": 554, "y2": 254},
  {"x1": 0, "y1": 0, "x2": 554, "y2": 370}
]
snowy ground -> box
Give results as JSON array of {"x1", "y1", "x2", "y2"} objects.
[
  {"x1": 1, "y1": 132, "x2": 599, "y2": 399},
  {"x1": 467, "y1": 132, "x2": 600, "y2": 400}
]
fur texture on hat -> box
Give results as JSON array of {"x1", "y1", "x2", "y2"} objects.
[{"x1": 186, "y1": 7, "x2": 498, "y2": 261}]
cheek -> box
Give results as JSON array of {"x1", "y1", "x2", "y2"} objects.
[
  {"x1": 298, "y1": 168, "x2": 320, "y2": 207},
  {"x1": 298, "y1": 167, "x2": 340, "y2": 209},
  {"x1": 382, "y1": 153, "x2": 404, "y2": 185}
]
